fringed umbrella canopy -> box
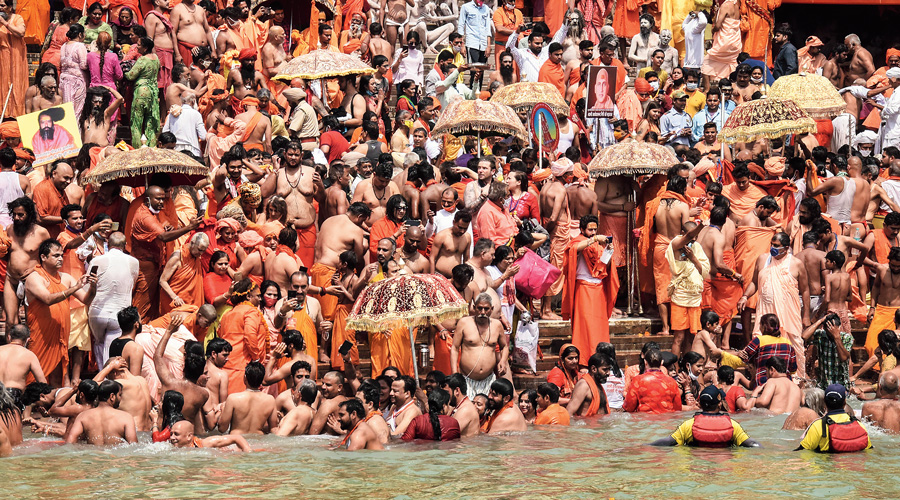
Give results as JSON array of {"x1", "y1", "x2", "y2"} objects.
[
  {"x1": 587, "y1": 139, "x2": 679, "y2": 178},
  {"x1": 346, "y1": 273, "x2": 469, "y2": 332},
  {"x1": 431, "y1": 98, "x2": 527, "y2": 142},
  {"x1": 490, "y1": 82, "x2": 569, "y2": 116},
  {"x1": 273, "y1": 49, "x2": 374, "y2": 82},
  {"x1": 83, "y1": 147, "x2": 208, "y2": 187},
  {"x1": 768, "y1": 73, "x2": 846, "y2": 120},
  {"x1": 718, "y1": 97, "x2": 817, "y2": 144}
]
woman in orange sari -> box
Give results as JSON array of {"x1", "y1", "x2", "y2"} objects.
[
  {"x1": 41, "y1": 7, "x2": 81, "y2": 70},
  {"x1": 546, "y1": 344, "x2": 580, "y2": 407}
]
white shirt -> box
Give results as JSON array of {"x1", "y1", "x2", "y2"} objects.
[
  {"x1": 162, "y1": 105, "x2": 206, "y2": 156},
  {"x1": 88, "y1": 248, "x2": 139, "y2": 315},
  {"x1": 681, "y1": 12, "x2": 707, "y2": 69},
  {"x1": 883, "y1": 89, "x2": 900, "y2": 148},
  {"x1": 505, "y1": 24, "x2": 569, "y2": 82}
]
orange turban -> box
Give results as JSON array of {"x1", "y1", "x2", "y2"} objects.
[
  {"x1": 261, "y1": 221, "x2": 284, "y2": 237},
  {"x1": 0, "y1": 121, "x2": 20, "y2": 139},
  {"x1": 242, "y1": 97, "x2": 260, "y2": 109},
  {"x1": 531, "y1": 168, "x2": 552, "y2": 183},
  {"x1": 804, "y1": 36, "x2": 824, "y2": 49},
  {"x1": 634, "y1": 78, "x2": 652, "y2": 94},
  {"x1": 887, "y1": 48, "x2": 900, "y2": 64},
  {"x1": 14, "y1": 148, "x2": 34, "y2": 161},
  {"x1": 764, "y1": 157, "x2": 785, "y2": 177},
  {"x1": 238, "y1": 230, "x2": 264, "y2": 248},
  {"x1": 237, "y1": 48, "x2": 257, "y2": 61},
  {"x1": 748, "y1": 162, "x2": 767, "y2": 179},
  {"x1": 216, "y1": 217, "x2": 241, "y2": 233},
  {"x1": 574, "y1": 163, "x2": 588, "y2": 180}
]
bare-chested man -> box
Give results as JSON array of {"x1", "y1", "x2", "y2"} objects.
[
  {"x1": 335, "y1": 399, "x2": 384, "y2": 450},
  {"x1": 795, "y1": 231, "x2": 826, "y2": 314},
  {"x1": 275, "y1": 143, "x2": 323, "y2": 266},
  {"x1": 368, "y1": 22, "x2": 393, "y2": 61},
  {"x1": 862, "y1": 371, "x2": 900, "y2": 433},
  {"x1": 273, "y1": 360, "x2": 314, "y2": 418},
  {"x1": 264, "y1": 227, "x2": 302, "y2": 294},
  {"x1": 351, "y1": 161, "x2": 400, "y2": 225},
  {"x1": 594, "y1": 175, "x2": 636, "y2": 268},
  {"x1": 229, "y1": 51, "x2": 266, "y2": 103},
  {"x1": 261, "y1": 26, "x2": 290, "y2": 81},
  {"x1": 483, "y1": 378, "x2": 527, "y2": 433},
  {"x1": 274, "y1": 379, "x2": 318, "y2": 436},
  {"x1": 380, "y1": 0, "x2": 414, "y2": 49},
  {"x1": 417, "y1": 167, "x2": 448, "y2": 225},
  {"x1": 26, "y1": 76, "x2": 63, "y2": 114},
  {"x1": 385, "y1": 375, "x2": 422, "y2": 437},
  {"x1": 63, "y1": 380, "x2": 138, "y2": 445},
  {"x1": 263, "y1": 332, "x2": 316, "y2": 393},
  {"x1": 739, "y1": 196, "x2": 779, "y2": 228},
  {"x1": 154, "y1": 314, "x2": 210, "y2": 432},
  {"x1": 397, "y1": 226, "x2": 429, "y2": 273},
  {"x1": 204, "y1": 338, "x2": 231, "y2": 410},
  {"x1": 744, "y1": 357, "x2": 801, "y2": 414},
  {"x1": 308, "y1": 371, "x2": 350, "y2": 435},
  {"x1": 567, "y1": 176, "x2": 598, "y2": 233},
  {"x1": 431, "y1": 211, "x2": 472, "y2": 277},
  {"x1": 568, "y1": 353, "x2": 612, "y2": 417},
  {"x1": 0, "y1": 325, "x2": 46, "y2": 390},
  {"x1": 697, "y1": 206, "x2": 742, "y2": 348},
  {"x1": 146, "y1": 0, "x2": 180, "y2": 85},
  {"x1": 81, "y1": 86, "x2": 124, "y2": 147},
  {"x1": 540, "y1": 161, "x2": 574, "y2": 320},
  {"x1": 219, "y1": 361, "x2": 277, "y2": 434},
  {"x1": 869, "y1": 249, "x2": 900, "y2": 342},
  {"x1": 94, "y1": 357, "x2": 152, "y2": 432},
  {"x1": 489, "y1": 51, "x2": 519, "y2": 88},
  {"x1": 351, "y1": 382, "x2": 390, "y2": 443},
  {"x1": 5, "y1": 197, "x2": 51, "y2": 327},
  {"x1": 171, "y1": 0, "x2": 216, "y2": 65},
  {"x1": 234, "y1": 95, "x2": 272, "y2": 153},
  {"x1": 164, "y1": 65, "x2": 207, "y2": 113},
  {"x1": 170, "y1": 420, "x2": 251, "y2": 450},
  {"x1": 451, "y1": 294, "x2": 509, "y2": 398},
  {"x1": 653, "y1": 176, "x2": 691, "y2": 336},
  {"x1": 467, "y1": 239, "x2": 505, "y2": 321},
  {"x1": 322, "y1": 163, "x2": 352, "y2": 221},
  {"x1": 446, "y1": 373, "x2": 480, "y2": 437},
  {"x1": 215, "y1": 7, "x2": 243, "y2": 55},
  {"x1": 844, "y1": 34, "x2": 875, "y2": 85}
]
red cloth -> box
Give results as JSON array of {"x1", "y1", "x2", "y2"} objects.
[
  {"x1": 475, "y1": 200, "x2": 517, "y2": 247},
  {"x1": 203, "y1": 272, "x2": 232, "y2": 305},
  {"x1": 725, "y1": 385, "x2": 745, "y2": 413},
  {"x1": 547, "y1": 363, "x2": 578, "y2": 399},
  {"x1": 507, "y1": 192, "x2": 540, "y2": 220},
  {"x1": 401, "y1": 414, "x2": 461, "y2": 441},
  {"x1": 296, "y1": 223, "x2": 316, "y2": 268},
  {"x1": 623, "y1": 369, "x2": 682, "y2": 414},
  {"x1": 321, "y1": 131, "x2": 350, "y2": 164}
]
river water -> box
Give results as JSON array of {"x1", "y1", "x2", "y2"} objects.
[{"x1": 6, "y1": 404, "x2": 899, "y2": 499}]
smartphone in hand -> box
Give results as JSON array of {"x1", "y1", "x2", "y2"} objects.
[{"x1": 338, "y1": 340, "x2": 353, "y2": 356}]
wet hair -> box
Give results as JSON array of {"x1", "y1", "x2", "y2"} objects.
[
  {"x1": 802, "y1": 230, "x2": 820, "y2": 246},
  {"x1": 279, "y1": 226, "x2": 298, "y2": 250},
  {"x1": 427, "y1": 389, "x2": 451, "y2": 440},
  {"x1": 347, "y1": 201, "x2": 372, "y2": 219},
  {"x1": 473, "y1": 238, "x2": 495, "y2": 258},
  {"x1": 765, "y1": 356, "x2": 788, "y2": 374},
  {"x1": 639, "y1": 341, "x2": 661, "y2": 373},
  {"x1": 700, "y1": 310, "x2": 719, "y2": 329},
  {"x1": 667, "y1": 175, "x2": 686, "y2": 195},
  {"x1": 98, "y1": 380, "x2": 122, "y2": 402},
  {"x1": 451, "y1": 264, "x2": 474, "y2": 286},
  {"x1": 645, "y1": 348, "x2": 662, "y2": 369},
  {"x1": 709, "y1": 206, "x2": 728, "y2": 227},
  {"x1": 803, "y1": 388, "x2": 825, "y2": 415},
  {"x1": 358, "y1": 381, "x2": 381, "y2": 407},
  {"x1": 518, "y1": 389, "x2": 538, "y2": 410},
  {"x1": 340, "y1": 398, "x2": 366, "y2": 419},
  {"x1": 183, "y1": 345, "x2": 206, "y2": 383},
  {"x1": 21, "y1": 382, "x2": 52, "y2": 407},
  {"x1": 490, "y1": 378, "x2": 514, "y2": 400},
  {"x1": 594, "y1": 343, "x2": 622, "y2": 377},
  {"x1": 298, "y1": 379, "x2": 318, "y2": 405},
  {"x1": 537, "y1": 382, "x2": 560, "y2": 403},
  {"x1": 244, "y1": 360, "x2": 265, "y2": 389},
  {"x1": 760, "y1": 313, "x2": 780, "y2": 335},
  {"x1": 160, "y1": 390, "x2": 185, "y2": 429},
  {"x1": 291, "y1": 360, "x2": 313, "y2": 376},
  {"x1": 206, "y1": 337, "x2": 233, "y2": 356},
  {"x1": 282, "y1": 330, "x2": 307, "y2": 353},
  {"x1": 717, "y1": 365, "x2": 735, "y2": 385},
  {"x1": 825, "y1": 249, "x2": 846, "y2": 268},
  {"x1": 8, "y1": 324, "x2": 29, "y2": 342},
  {"x1": 116, "y1": 306, "x2": 141, "y2": 333}
]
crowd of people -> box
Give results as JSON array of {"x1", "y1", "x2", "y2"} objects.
[{"x1": 0, "y1": 0, "x2": 900, "y2": 456}]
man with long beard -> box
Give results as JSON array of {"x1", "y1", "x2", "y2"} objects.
[
  {"x1": 487, "y1": 51, "x2": 518, "y2": 88},
  {"x1": 227, "y1": 49, "x2": 266, "y2": 114},
  {"x1": 31, "y1": 108, "x2": 74, "y2": 159},
  {"x1": 4, "y1": 197, "x2": 50, "y2": 328},
  {"x1": 81, "y1": 86, "x2": 124, "y2": 147}
]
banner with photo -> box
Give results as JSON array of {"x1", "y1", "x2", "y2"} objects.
[
  {"x1": 16, "y1": 102, "x2": 82, "y2": 167},
  {"x1": 585, "y1": 65, "x2": 617, "y2": 119}
]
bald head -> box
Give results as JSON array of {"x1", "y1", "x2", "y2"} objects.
[
  {"x1": 269, "y1": 25, "x2": 284, "y2": 38},
  {"x1": 108, "y1": 232, "x2": 126, "y2": 249},
  {"x1": 405, "y1": 226, "x2": 424, "y2": 240},
  {"x1": 146, "y1": 186, "x2": 167, "y2": 211},
  {"x1": 198, "y1": 304, "x2": 217, "y2": 321},
  {"x1": 848, "y1": 155, "x2": 862, "y2": 173},
  {"x1": 845, "y1": 34, "x2": 861, "y2": 47},
  {"x1": 890, "y1": 159, "x2": 900, "y2": 177},
  {"x1": 879, "y1": 371, "x2": 899, "y2": 396},
  {"x1": 172, "y1": 420, "x2": 194, "y2": 435}
]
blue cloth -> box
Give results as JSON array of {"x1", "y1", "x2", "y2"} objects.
[
  {"x1": 691, "y1": 107, "x2": 732, "y2": 143},
  {"x1": 458, "y1": 2, "x2": 493, "y2": 51},
  {"x1": 660, "y1": 108, "x2": 693, "y2": 147},
  {"x1": 773, "y1": 42, "x2": 799, "y2": 79},
  {"x1": 744, "y1": 58, "x2": 775, "y2": 85}
]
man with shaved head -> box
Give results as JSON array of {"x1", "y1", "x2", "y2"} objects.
[
  {"x1": 862, "y1": 371, "x2": 900, "y2": 433},
  {"x1": 32, "y1": 160, "x2": 84, "y2": 239},
  {"x1": 130, "y1": 185, "x2": 201, "y2": 320},
  {"x1": 397, "y1": 225, "x2": 428, "y2": 273},
  {"x1": 170, "y1": 420, "x2": 251, "y2": 450}
]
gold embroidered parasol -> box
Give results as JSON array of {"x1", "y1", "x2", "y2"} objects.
[
  {"x1": 489, "y1": 82, "x2": 570, "y2": 116},
  {"x1": 431, "y1": 98, "x2": 527, "y2": 142},
  {"x1": 767, "y1": 73, "x2": 846, "y2": 120},
  {"x1": 718, "y1": 97, "x2": 817, "y2": 144},
  {"x1": 273, "y1": 49, "x2": 374, "y2": 82},
  {"x1": 586, "y1": 138, "x2": 679, "y2": 178},
  {"x1": 83, "y1": 147, "x2": 209, "y2": 187},
  {"x1": 347, "y1": 272, "x2": 469, "y2": 381}
]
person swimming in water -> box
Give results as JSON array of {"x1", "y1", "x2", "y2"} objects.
[{"x1": 650, "y1": 385, "x2": 760, "y2": 448}]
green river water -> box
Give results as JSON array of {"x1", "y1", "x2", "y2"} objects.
[{"x1": 5, "y1": 403, "x2": 899, "y2": 499}]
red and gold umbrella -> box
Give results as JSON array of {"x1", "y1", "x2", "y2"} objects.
[
  {"x1": 490, "y1": 82, "x2": 569, "y2": 116},
  {"x1": 346, "y1": 272, "x2": 469, "y2": 380},
  {"x1": 273, "y1": 49, "x2": 374, "y2": 83},
  {"x1": 586, "y1": 138, "x2": 678, "y2": 178},
  {"x1": 431, "y1": 98, "x2": 527, "y2": 142},
  {"x1": 83, "y1": 147, "x2": 208, "y2": 187},
  {"x1": 718, "y1": 97, "x2": 817, "y2": 144}
]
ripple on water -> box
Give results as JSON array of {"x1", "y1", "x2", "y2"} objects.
[{"x1": 7, "y1": 406, "x2": 900, "y2": 499}]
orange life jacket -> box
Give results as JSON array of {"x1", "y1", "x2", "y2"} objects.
[{"x1": 690, "y1": 413, "x2": 734, "y2": 448}]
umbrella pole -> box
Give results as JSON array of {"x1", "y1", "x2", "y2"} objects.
[
  {"x1": 478, "y1": 130, "x2": 481, "y2": 158},
  {"x1": 538, "y1": 113, "x2": 543, "y2": 163},
  {"x1": 1, "y1": 84, "x2": 12, "y2": 120},
  {"x1": 626, "y1": 189, "x2": 634, "y2": 316},
  {"x1": 409, "y1": 326, "x2": 419, "y2": 383}
]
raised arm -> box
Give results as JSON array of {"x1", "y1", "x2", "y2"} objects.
[{"x1": 153, "y1": 314, "x2": 184, "y2": 386}]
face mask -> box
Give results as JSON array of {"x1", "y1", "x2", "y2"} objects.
[
  {"x1": 859, "y1": 149, "x2": 872, "y2": 157},
  {"x1": 505, "y1": 2, "x2": 514, "y2": 9},
  {"x1": 770, "y1": 246, "x2": 783, "y2": 257},
  {"x1": 649, "y1": 81, "x2": 659, "y2": 91},
  {"x1": 673, "y1": 78, "x2": 684, "y2": 86},
  {"x1": 263, "y1": 296, "x2": 277, "y2": 308},
  {"x1": 614, "y1": 130, "x2": 627, "y2": 141},
  {"x1": 686, "y1": 82, "x2": 698, "y2": 91},
  {"x1": 403, "y1": 119, "x2": 414, "y2": 130},
  {"x1": 751, "y1": 76, "x2": 763, "y2": 84},
  {"x1": 452, "y1": 45, "x2": 461, "y2": 54}
]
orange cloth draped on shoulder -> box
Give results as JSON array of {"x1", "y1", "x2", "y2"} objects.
[
  {"x1": 341, "y1": 0, "x2": 365, "y2": 31},
  {"x1": 0, "y1": 14, "x2": 28, "y2": 118},
  {"x1": 545, "y1": 205, "x2": 571, "y2": 297},
  {"x1": 369, "y1": 327, "x2": 415, "y2": 377},
  {"x1": 330, "y1": 303, "x2": 358, "y2": 370},
  {"x1": 481, "y1": 400, "x2": 515, "y2": 433},
  {"x1": 721, "y1": 182, "x2": 767, "y2": 221},
  {"x1": 542, "y1": 0, "x2": 567, "y2": 34},
  {"x1": 617, "y1": 89, "x2": 644, "y2": 131},
  {"x1": 219, "y1": 302, "x2": 268, "y2": 394},
  {"x1": 369, "y1": 217, "x2": 403, "y2": 262},
  {"x1": 290, "y1": 303, "x2": 319, "y2": 360},
  {"x1": 612, "y1": 0, "x2": 641, "y2": 38},
  {"x1": 701, "y1": 248, "x2": 742, "y2": 324},
  {"x1": 866, "y1": 305, "x2": 899, "y2": 356},
  {"x1": 700, "y1": 4, "x2": 742, "y2": 79},
  {"x1": 33, "y1": 179, "x2": 68, "y2": 239},
  {"x1": 597, "y1": 214, "x2": 628, "y2": 267},
  {"x1": 27, "y1": 266, "x2": 70, "y2": 382},
  {"x1": 561, "y1": 234, "x2": 619, "y2": 364},
  {"x1": 149, "y1": 304, "x2": 205, "y2": 342},
  {"x1": 739, "y1": 0, "x2": 781, "y2": 61},
  {"x1": 56, "y1": 229, "x2": 86, "y2": 312},
  {"x1": 162, "y1": 243, "x2": 206, "y2": 315},
  {"x1": 538, "y1": 60, "x2": 566, "y2": 100},
  {"x1": 638, "y1": 190, "x2": 691, "y2": 304},
  {"x1": 753, "y1": 255, "x2": 805, "y2": 378},
  {"x1": 309, "y1": 263, "x2": 338, "y2": 322},
  {"x1": 578, "y1": 372, "x2": 609, "y2": 417},
  {"x1": 872, "y1": 229, "x2": 894, "y2": 265},
  {"x1": 295, "y1": 223, "x2": 317, "y2": 269},
  {"x1": 733, "y1": 226, "x2": 775, "y2": 310},
  {"x1": 432, "y1": 330, "x2": 454, "y2": 375},
  {"x1": 534, "y1": 403, "x2": 571, "y2": 425}
]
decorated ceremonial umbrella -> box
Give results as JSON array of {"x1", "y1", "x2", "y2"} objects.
[
  {"x1": 587, "y1": 139, "x2": 679, "y2": 316},
  {"x1": 490, "y1": 82, "x2": 569, "y2": 116},
  {"x1": 431, "y1": 98, "x2": 528, "y2": 151},
  {"x1": 767, "y1": 73, "x2": 846, "y2": 120},
  {"x1": 718, "y1": 97, "x2": 817, "y2": 144},
  {"x1": 272, "y1": 49, "x2": 374, "y2": 83},
  {"x1": 83, "y1": 147, "x2": 208, "y2": 188},
  {"x1": 586, "y1": 138, "x2": 679, "y2": 178},
  {"x1": 346, "y1": 272, "x2": 469, "y2": 381}
]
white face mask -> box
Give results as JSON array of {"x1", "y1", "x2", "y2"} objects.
[
  {"x1": 686, "y1": 82, "x2": 698, "y2": 91},
  {"x1": 649, "y1": 81, "x2": 659, "y2": 91},
  {"x1": 751, "y1": 75, "x2": 763, "y2": 84},
  {"x1": 859, "y1": 149, "x2": 872, "y2": 157}
]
